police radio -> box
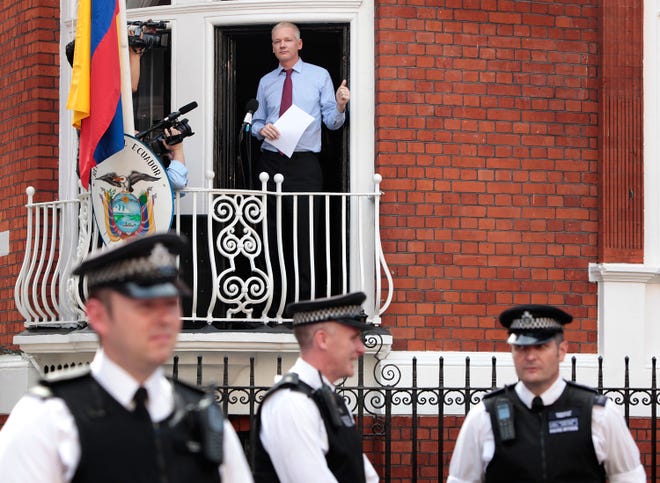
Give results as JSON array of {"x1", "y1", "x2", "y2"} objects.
[
  {"x1": 170, "y1": 387, "x2": 224, "y2": 465},
  {"x1": 313, "y1": 384, "x2": 344, "y2": 428},
  {"x1": 494, "y1": 398, "x2": 516, "y2": 442},
  {"x1": 312, "y1": 370, "x2": 355, "y2": 428},
  {"x1": 197, "y1": 392, "x2": 224, "y2": 465}
]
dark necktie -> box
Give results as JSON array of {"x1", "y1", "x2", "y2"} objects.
[
  {"x1": 279, "y1": 68, "x2": 293, "y2": 116},
  {"x1": 532, "y1": 395, "x2": 544, "y2": 413},
  {"x1": 133, "y1": 386, "x2": 150, "y2": 422}
]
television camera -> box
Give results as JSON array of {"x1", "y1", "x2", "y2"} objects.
[
  {"x1": 136, "y1": 101, "x2": 198, "y2": 164},
  {"x1": 127, "y1": 20, "x2": 169, "y2": 50}
]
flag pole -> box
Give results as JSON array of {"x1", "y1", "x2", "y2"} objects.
[{"x1": 116, "y1": 0, "x2": 134, "y2": 134}]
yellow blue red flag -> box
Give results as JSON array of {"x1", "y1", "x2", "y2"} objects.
[{"x1": 66, "y1": 0, "x2": 124, "y2": 190}]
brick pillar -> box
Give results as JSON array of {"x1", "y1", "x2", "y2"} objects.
[{"x1": 600, "y1": 0, "x2": 643, "y2": 262}]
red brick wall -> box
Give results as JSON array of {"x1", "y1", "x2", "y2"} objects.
[
  {"x1": 0, "y1": 1, "x2": 60, "y2": 351},
  {"x1": 374, "y1": 0, "x2": 602, "y2": 352},
  {"x1": 630, "y1": 418, "x2": 659, "y2": 480}
]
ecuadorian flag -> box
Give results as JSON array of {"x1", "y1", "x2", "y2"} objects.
[{"x1": 66, "y1": 0, "x2": 124, "y2": 190}]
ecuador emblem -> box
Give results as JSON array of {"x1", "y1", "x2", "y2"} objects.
[{"x1": 91, "y1": 135, "x2": 173, "y2": 246}]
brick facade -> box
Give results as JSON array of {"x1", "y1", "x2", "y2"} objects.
[
  {"x1": 375, "y1": 0, "x2": 604, "y2": 353},
  {"x1": 0, "y1": 0, "x2": 60, "y2": 350}
]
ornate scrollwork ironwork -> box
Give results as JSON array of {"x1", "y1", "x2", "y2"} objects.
[{"x1": 211, "y1": 194, "x2": 269, "y2": 317}]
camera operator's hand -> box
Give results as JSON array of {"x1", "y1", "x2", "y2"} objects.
[
  {"x1": 128, "y1": 20, "x2": 168, "y2": 93},
  {"x1": 128, "y1": 24, "x2": 145, "y2": 93},
  {"x1": 162, "y1": 128, "x2": 186, "y2": 165},
  {"x1": 128, "y1": 22, "x2": 159, "y2": 92},
  {"x1": 128, "y1": 21, "x2": 158, "y2": 54},
  {"x1": 128, "y1": 25, "x2": 145, "y2": 56},
  {"x1": 162, "y1": 127, "x2": 189, "y2": 191}
]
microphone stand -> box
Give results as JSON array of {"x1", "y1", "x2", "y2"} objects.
[
  {"x1": 244, "y1": 123, "x2": 253, "y2": 190},
  {"x1": 236, "y1": 124, "x2": 245, "y2": 189},
  {"x1": 239, "y1": 100, "x2": 259, "y2": 190},
  {"x1": 237, "y1": 121, "x2": 254, "y2": 190}
]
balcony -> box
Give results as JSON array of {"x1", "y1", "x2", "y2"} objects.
[{"x1": 12, "y1": 174, "x2": 394, "y2": 371}]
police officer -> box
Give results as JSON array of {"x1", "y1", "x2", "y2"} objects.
[
  {"x1": 447, "y1": 304, "x2": 646, "y2": 482},
  {"x1": 0, "y1": 233, "x2": 253, "y2": 482},
  {"x1": 252, "y1": 292, "x2": 379, "y2": 482}
]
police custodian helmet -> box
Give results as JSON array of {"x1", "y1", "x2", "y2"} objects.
[
  {"x1": 73, "y1": 232, "x2": 191, "y2": 299},
  {"x1": 499, "y1": 304, "x2": 573, "y2": 346},
  {"x1": 285, "y1": 291, "x2": 370, "y2": 330}
]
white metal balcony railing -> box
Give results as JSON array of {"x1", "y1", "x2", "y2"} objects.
[{"x1": 14, "y1": 173, "x2": 393, "y2": 329}]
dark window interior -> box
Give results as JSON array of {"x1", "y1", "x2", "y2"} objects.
[
  {"x1": 133, "y1": 37, "x2": 171, "y2": 134},
  {"x1": 127, "y1": 0, "x2": 170, "y2": 8}
]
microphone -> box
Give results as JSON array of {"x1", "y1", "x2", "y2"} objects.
[
  {"x1": 242, "y1": 99, "x2": 259, "y2": 126},
  {"x1": 163, "y1": 101, "x2": 198, "y2": 123}
]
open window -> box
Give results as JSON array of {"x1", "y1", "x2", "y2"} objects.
[{"x1": 213, "y1": 23, "x2": 350, "y2": 192}]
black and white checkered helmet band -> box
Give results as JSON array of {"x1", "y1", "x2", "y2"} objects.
[
  {"x1": 509, "y1": 311, "x2": 564, "y2": 331},
  {"x1": 85, "y1": 242, "x2": 177, "y2": 288},
  {"x1": 292, "y1": 304, "x2": 363, "y2": 326}
]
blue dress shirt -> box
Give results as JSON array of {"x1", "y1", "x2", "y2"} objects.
[
  {"x1": 166, "y1": 159, "x2": 188, "y2": 191},
  {"x1": 252, "y1": 59, "x2": 346, "y2": 153}
]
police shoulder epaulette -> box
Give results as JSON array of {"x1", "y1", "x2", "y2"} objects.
[
  {"x1": 169, "y1": 379, "x2": 217, "y2": 407},
  {"x1": 42, "y1": 365, "x2": 91, "y2": 384},
  {"x1": 270, "y1": 372, "x2": 314, "y2": 396},
  {"x1": 565, "y1": 380, "x2": 598, "y2": 394},
  {"x1": 483, "y1": 384, "x2": 513, "y2": 400},
  {"x1": 170, "y1": 377, "x2": 207, "y2": 395},
  {"x1": 593, "y1": 394, "x2": 608, "y2": 407},
  {"x1": 276, "y1": 372, "x2": 300, "y2": 388},
  {"x1": 28, "y1": 384, "x2": 54, "y2": 399},
  {"x1": 258, "y1": 373, "x2": 312, "y2": 410},
  {"x1": 30, "y1": 365, "x2": 91, "y2": 399},
  {"x1": 565, "y1": 380, "x2": 608, "y2": 406}
]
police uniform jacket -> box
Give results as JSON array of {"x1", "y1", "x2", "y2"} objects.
[
  {"x1": 0, "y1": 348, "x2": 253, "y2": 483},
  {"x1": 483, "y1": 381, "x2": 605, "y2": 482},
  {"x1": 254, "y1": 358, "x2": 379, "y2": 483},
  {"x1": 447, "y1": 377, "x2": 646, "y2": 483}
]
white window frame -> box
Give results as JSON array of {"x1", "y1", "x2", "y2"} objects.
[{"x1": 59, "y1": 0, "x2": 375, "y2": 197}]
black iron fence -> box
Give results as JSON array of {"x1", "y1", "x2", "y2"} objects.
[{"x1": 173, "y1": 347, "x2": 659, "y2": 482}]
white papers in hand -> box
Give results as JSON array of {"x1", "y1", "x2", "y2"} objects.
[{"x1": 270, "y1": 104, "x2": 314, "y2": 158}]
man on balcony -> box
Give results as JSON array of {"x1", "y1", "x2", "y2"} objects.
[
  {"x1": 252, "y1": 291, "x2": 379, "y2": 482},
  {"x1": 447, "y1": 304, "x2": 645, "y2": 483},
  {"x1": 0, "y1": 233, "x2": 252, "y2": 482},
  {"x1": 251, "y1": 21, "x2": 350, "y2": 306}
]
